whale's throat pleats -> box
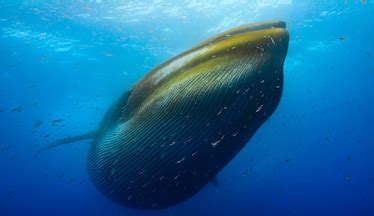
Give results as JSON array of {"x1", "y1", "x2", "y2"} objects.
[{"x1": 87, "y1": 52, "x2": 284, "y2": 209}]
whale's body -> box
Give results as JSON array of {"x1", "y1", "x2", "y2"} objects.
[{"x1": 42, "y1": 21, "x2": 289, "y2": 210}]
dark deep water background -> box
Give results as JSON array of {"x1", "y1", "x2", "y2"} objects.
[{"x1": 0, "y1": 1, "x2": 373, "y2": 215}]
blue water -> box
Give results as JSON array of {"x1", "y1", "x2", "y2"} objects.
[{"x1": 1, "y1": 1, "x2": 373, "y2": 215}]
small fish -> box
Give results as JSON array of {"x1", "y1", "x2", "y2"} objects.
[
  {"x1": 365, "y1": 50, "x2": 372, "y2": 60},
  {"x1": 73, "y1": 63, "x2": 80, "y2": 68},
  {"x1": 39, "y1": 55, "x2": 48, "y2": 62},
  {"x1": 11, "y1": 107, "x2": 24, "y2": 112},
  {"x1": 0, "y1": 107, "x2": 7, "y2": 112},
  {"x1": 325, "y1": 136, "x2": 330, "y2": 142},
  {"x1": 50, "y1": 119, "x2": 64, "y2": 124},
  {"x1": 339, "y1": 36, "x2": 346, "y2": 42},
  {"x1": 8, "y1": 64, "x2": 17, "y2": 69},
  {"x1": 33, "y1": 120, "x2": 43, "y2": 128},
  {"x1": 0, "y1": 144, "x2": 11, "y2": 151},
  {"x1": 242, "y1": 167, "x2": 254, "y2": 177}
]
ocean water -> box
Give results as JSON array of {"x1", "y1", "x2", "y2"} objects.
[{"x1": 0, "y1": 0, "x2": 373, "y2": 215}]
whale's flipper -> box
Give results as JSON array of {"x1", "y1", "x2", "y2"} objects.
[
  {"x1": 36, "y1": 131, "x2": 96, "y2": 155},
  {"x1": 36, "y1": 89, "x2": 133, "y2": 157}
]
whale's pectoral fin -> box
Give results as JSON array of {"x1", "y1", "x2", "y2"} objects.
[{"x1": 35, "y1": 131, "x2": 96, "y2": 156}]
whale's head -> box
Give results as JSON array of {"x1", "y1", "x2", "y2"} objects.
[{"x1": 125, "y1": 21, "x2": 289, "y2": 121}]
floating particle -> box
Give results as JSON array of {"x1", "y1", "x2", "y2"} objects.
[
  {"x1": 256, "y1": 105, "x2": 263, "y2": 113},
  {"x1": 211, "y1": 139, "x2": 222, "y2": 147},
  {"x1": 270, "y1": 37, "x2": 275, "y2": 45},
  {"x1": 104, "y1": 53, "x2": 113, "y2": 57},
  {"x1": 160, "y1": 152, "x2": 166, "y2": 158},
  {"x1": 217, "y1": 108, "x2": 223, "y2": 115},
  {"x1": 176, "y1": 157, "x2": 185, "y2": 164}
]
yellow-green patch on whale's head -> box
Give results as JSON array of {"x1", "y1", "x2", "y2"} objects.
[{"x1": 126, "y1": 20, "x2": 289, "y2": 120}]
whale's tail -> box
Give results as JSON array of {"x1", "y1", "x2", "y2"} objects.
[{"x1": 35, "y1": 131, "x2": 96, "y2": 156}]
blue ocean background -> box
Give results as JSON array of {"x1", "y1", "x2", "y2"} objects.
[{"x1": 0, "y1": 0, "x2": 373, "y2": 215}]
